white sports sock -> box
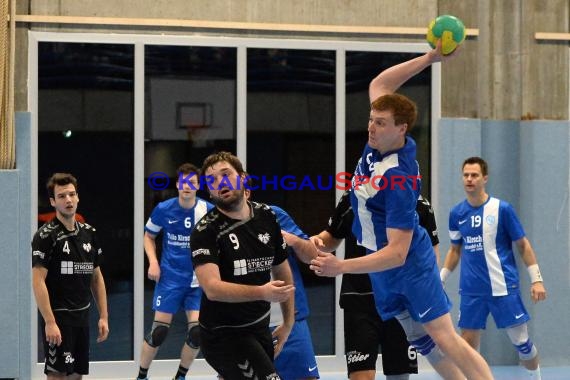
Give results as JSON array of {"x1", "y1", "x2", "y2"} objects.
[{"x1": 527, "y1": 365, "x2": 541, "y2": 380}]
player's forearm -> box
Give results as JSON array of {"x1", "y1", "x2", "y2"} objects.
[
  {"x1": 203, "y1": 281, "x2": 267, "y2": 302},
  {"x1": 32, "y1": 279, "x2": 56, "y2": 324},
  {"x1": 433, "y1": 244, "x2": 441, "y2": 267},
  {"x1": 289, "y1": 237, "x2": 319, "y2": 264},
  {"x1": 517, "y1": 238, "x2": 539, "y2": 267},
  {"x1": 341, "y1": 245, "x2": 407, "y2": 274},
  {"x1": 442, "y1": 247, "x2": 460, "y2": 271},
  {"x1": 91, "y1": 272, "x2": 109, "y2": 320},
  {"x1": 341, "y1": 228, "x2": 412, "y2": 273},
  {"x1": 143, "y1": 234, "x2": 159, "y2": 264},
  {"x1": 279, "y1": 295, "x2": 295, "y2": 328},
  {"x1": 274, "y1": 262, "x2": 294, "y2": 326},
  {"x1": 369, "y1": 52, "x2": 438, "y2": 100}
]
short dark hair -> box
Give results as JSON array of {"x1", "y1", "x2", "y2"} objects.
[
  {"x1": 177, "y1": 163, "x2": 200, "y2": 177},
  {"x1": 201, "y1": 151, "x2": 245, "y2": 177},
  {"x1": 46, "y1": 173, "x2": 78, "y2": 198},
  {"x1": 462, "y1": 156, "x2": 489, "y2": 176},
  {"x1": 371, "y1": 93, "x2": 418, "y2": 133}
]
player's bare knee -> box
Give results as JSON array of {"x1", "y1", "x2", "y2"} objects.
[
  {"x1": 186, "y1": 321, "x2": 201, "y2": 349},
  {"x1": 144, "y1": 321, "x2": 170, "y2": 347},
  {"x1": 506, "y1": 323, "x2": 538, "y2": 361}
]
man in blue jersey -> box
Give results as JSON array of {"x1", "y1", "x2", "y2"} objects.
[
  {"x1": 271, "y1": 205, "x2": 320, "y2": 380},
  {"x1": 441, "y1": 156, "x2": 547, "y2": 380},
  {"x1": 136, "y1": 163, "x2": 214, "y2": 380},
  {"x1": 311, "y1": 191, "x2": 439, "y2": 380},
  {"x1": 309, "y1": 43, "x2": 494, "y2": 379}
]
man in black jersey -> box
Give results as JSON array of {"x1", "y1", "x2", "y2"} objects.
[
  {"x1": 32, "y1": 173, "x2": 109, "y2": 379},
  {"x1": 284, "y1": 190, "x2": 439, "y2": 380},
  {"x1": 191, "y1": 152, "x2": 295, "y2": 380}
]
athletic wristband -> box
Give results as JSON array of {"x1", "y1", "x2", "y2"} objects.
[
  {"x1": 527, "y1": 264, "x2": 543, "y2": 283},
  {"x1": 440, "y1": 267, "x2": 451, "y2": 283}
]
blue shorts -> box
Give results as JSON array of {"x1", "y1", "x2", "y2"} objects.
[
  {"x1": 272, "y1": 319, "x2": 320, "y2": 380},
  {"x1": 458, "y1": 292, "x2": 530, "y2": 329},
  {"x1": 369, "y1": 244, "x2": 451, "y2": 323},
  {"x1": 153, "y1": 279, "x2": 202, "y2": 314}
]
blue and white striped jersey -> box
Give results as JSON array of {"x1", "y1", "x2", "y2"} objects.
[
  {"x1": 449, "y1": 196, "x2": 525, "y2": 296},
  {"x1": 145, "y1": 197, "x2": 213, "y2": 284},
  {"x1": 350, "y1": 137, "x2": 422, "y2": 252}
]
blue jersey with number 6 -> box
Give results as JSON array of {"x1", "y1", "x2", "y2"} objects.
[
  {"x1": 449, "y1": 196, "x2": 525, "y2": 296},
  {"x1": 145, "y1": 197, "x2": 213, "y2": 285}
]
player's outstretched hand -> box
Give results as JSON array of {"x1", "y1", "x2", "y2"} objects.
[
  {"x1": 427, "y1": 39, "x2": 461, "y2": 64},
  {"x1": 262, "y1": 280, "x2": 295, "y2": 303},
  {"x1": 310, "y1": 251, "x2": 343, "y2": 277},
  {"x1": 530, "y1": 282, "x2": 547, "y2": 303}
]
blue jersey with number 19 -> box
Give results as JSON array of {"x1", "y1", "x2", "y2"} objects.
[
  {"x1": 449, "y1": 196, "x2": 525, "y2": 296},
  {"x1": 145, "y1": 197, "x2": 213, "y2": 284}
]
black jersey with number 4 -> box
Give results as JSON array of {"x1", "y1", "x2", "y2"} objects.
[
  {"x1": 32, "y1": 218, "x2": 103, "y2": 326},
  {"x1": 327, "y1": 191, "x2": 439, "y2": 312},
  {"x1": 191, "y1": 201, "x2": 288, "y2": 331}
]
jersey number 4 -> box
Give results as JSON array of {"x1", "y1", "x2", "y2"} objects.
[{"x1": 63, "y1": 241, "x2": 71, "y2": 255}]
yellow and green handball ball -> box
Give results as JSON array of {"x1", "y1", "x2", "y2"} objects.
[{"x1": 426, "y1": 15, "x2": 466, "y2": 55}]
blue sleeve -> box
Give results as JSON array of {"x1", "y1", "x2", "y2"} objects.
[
  {"x1": 384, "y1": 169, "x2": 416, "y2": 230},
  {"x1": 145, "y1": 203, "x2": 164, "y2": 235},
  {"x1": 448, "y1": 207, "x2": 462, "y2": 244},
  {"x1": 270, "y1": 205, "x2": 309, "y2": 239},
  {"x1": 501, "y1": 202, "x2": 525, "y2": 242}
]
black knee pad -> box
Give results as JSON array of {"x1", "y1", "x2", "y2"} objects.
[
  {"x1": 144, "y1": 321, "x2": 170, "y2": 347},
  {"x1": 186, "y1": 321, "x2": 201, "y2": 349}
]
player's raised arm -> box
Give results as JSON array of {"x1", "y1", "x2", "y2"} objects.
[{"x1": 369, "y1": 41, "x2": 452, "y2": 103}]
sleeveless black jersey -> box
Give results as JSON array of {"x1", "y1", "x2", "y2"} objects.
[
  {"x1": 32, "y1": 218, "x2": 103, "y2": 326},
  {"x1": 327, "y1": 191, "x2": 439, "y2": 312},
  {"x1": 191, "y1": 201, "x2": 288, "y2": 331}
]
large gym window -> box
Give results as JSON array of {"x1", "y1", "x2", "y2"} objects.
[{"x1": 37, "y1": 41, "x2": 135, "y2": 361}]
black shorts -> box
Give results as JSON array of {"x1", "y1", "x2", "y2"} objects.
[
  {"x1": 40, "y1": 322, "x2": 90, "y2": 375},
  {"x1": 200, "y1": 325, "x2": 280, "y2": 380},
  {"x1": 344, "y1": 309, "x2": 418, "y2": 376}
]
